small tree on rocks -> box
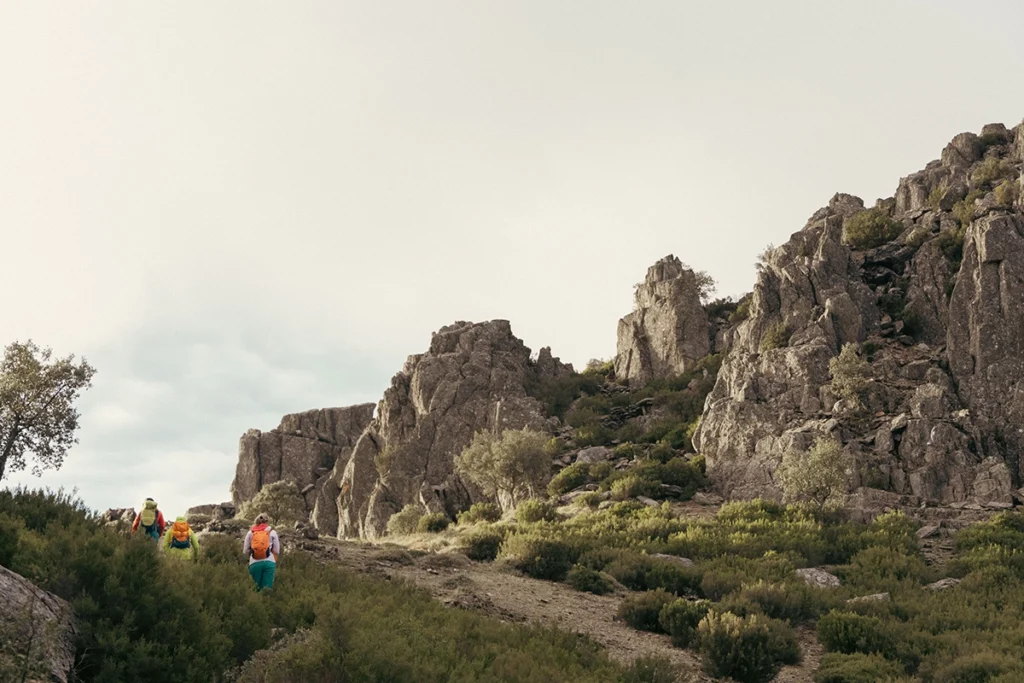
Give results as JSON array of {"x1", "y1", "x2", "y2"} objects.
[
  {"x1": 829, "y1": 344, "x2": 872, "y2": 411},
  {"x1": 237, "y1": 480, "x2": 307, "y2": 526},
  {"x1": 777, "y1": 437, "x2": 850, "y2": 510},
  {"x1": 455, "y1": 427, "x2": 551, "y2": 510}
]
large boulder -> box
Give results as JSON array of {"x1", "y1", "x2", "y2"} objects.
[
  {"x1": 231, "y1": 404, "x2": 375, "y2": 517},
  {"x1": 329, "y1": 320, "x2": 567, "y2": 539},
  {"x1": 615, "y1": 255, "x2": 711, "y2": 385},
  {"x1": 0, "y1": 565, "x2": 75, "y2": 683}
]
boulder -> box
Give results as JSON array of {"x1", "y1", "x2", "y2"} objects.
[
  {"x1": 333, "y1": 320, "x2": 566, "y2": 538},
  {"x1": 926, "y1": 578, "x2": 962, "y2": 591},
  {"x1": 575, "y1": 446, "x2": 613, "y2": 464},
  {"x1": 231, "y1": 403, "x2": 376, "y2": 523},
  {"x1": 614, "y1": 255, "x2": 711, "y2": 385},
  {"x1": 650, "y1": 554, "x2": 695, "y2": 567},
  {"x1": 795, "y1": 567, "x2": 841, "y2": 588},
  {"x1": 0, "y1": 565, "x2": 75, "y2": 683},
  {"x1": 916, "y1": 524, "x2": 941, "y2": 540}
]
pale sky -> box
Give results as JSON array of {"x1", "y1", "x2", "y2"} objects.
[{"x1": 3, "y1": 1, "x2": 1023, "y2": 517}]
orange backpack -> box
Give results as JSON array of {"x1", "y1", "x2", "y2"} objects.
[
  {"x1": 170, "y1": 520, "x2": 191, "y2": 549},
  {"x1": 250, "y1": 527, "x2": 272, "y2": 560}
]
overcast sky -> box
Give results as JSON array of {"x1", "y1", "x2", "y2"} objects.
[{"x1": 2, "y1": 1, "x2": 1023, "y2": 517}]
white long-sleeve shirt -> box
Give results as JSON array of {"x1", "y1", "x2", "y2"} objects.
[{"x1": 243, "y1": 526, "x2": 281, "y2": 566}]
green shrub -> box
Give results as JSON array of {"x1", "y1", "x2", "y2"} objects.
[
  {"x1": 517, "y1": 499, "x2": 559, "y2": 524},
  {"x1": 617, "y1": 590, "x2": 676, "y2": 633},
  {"x1": 952, "y1": 190, "x2": 985, "y2": 226},
  {"x1": 548, "y1": 463, "x2": 590, "y2": 496},
  {"x1": 932, "y1": 651, "x2": 1023, "y2": 683},
  {"x1": 566, "y1": 565, "x2": 616, "y2": 595},
  {"x1": 524, "y1": 370, "x2": 603, "y2": 420},
  {"x1": 611, "y1": 475, "x2": 659, "y2": 501},
  {"x1": 186, "y1": 512, "x2": 212, "y2": 525},
  {"x1": 817, "y1": 610, "x2": 892, "y2": 657},
  {"x1": 696, "y1": 611, "x2": 800, "y2": 683},
  {"x1": 237, "y1": 480, "x2": 308, "y2": 527},
  {"x1": 830, "y1": 344, "x2": 872, "y2": 407},
  {"x1": 843, "y1": 208, "x2": 904, "y2": 249},
  {"x1": 416, "y1": 512, "x2": 451, "y2": 533},
  {"x1": 613, "y1": 442, "x2": 641, "y2": 460},
  {"x1": 619, "y1": 655, "x2": 678, "y2": 683},
  {"x1": 760, "y1": 321, "x2": 791, "y2": 352},
  {"x1": 814, "y1": 652, "x2": 906, "y2": 683},
  {"x1": 994, "y1": 179, "x2": 1019, "y2": 208},
  {"x1": 971, "y1": 157, "x2": 1014, "y2": 188},
  {"x1": 731, "y1": 297, "x2": 752, "y2": 322},
  {"x1": 735, "y1": 580, "x2": 833, "y2": 624},
  {"x1": 658, "y1": 598, "x2": 710, "y2": 647},
  {"x1": 386, "y1": 504, "x2": 423, "y2": 535},
  {"x1": 840, "y1": 545, "x2": 928, "y2": 592},
  {"x1": 457, "y1": 502, "x2": 502, "y2": 525},
  {"x1": 457, "y1": 526, "x2": 505, "y2": 561},
  {"x1": 498, "y1": 534, "x2": 576, "y2": 581}
]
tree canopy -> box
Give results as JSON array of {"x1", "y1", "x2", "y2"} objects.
[{"x1": 0, "y1": 340, "x2": 96, "y2": 481}]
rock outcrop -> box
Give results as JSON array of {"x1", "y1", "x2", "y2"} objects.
[
  {"x1": 231, "y1": 404, "x2": 375, "y2": 515},
  {"x1": 322, "y1": 320, "x2": 568, "y2": 539},
  {"x1": 695, "y1": 121, "x2": 1024, "y2": 506},
  {"x1": 0, "y1": 565, "x2": 75, "y2": 683},
  {"x1": 615, "y1": 255, "x2": 711, "y2": 385}
]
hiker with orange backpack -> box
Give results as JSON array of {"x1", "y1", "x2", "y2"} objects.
[
  {"x1": 243, "y1": 513, "x2": 281, "y2": 591},
  {"x1": 131, "y1": 498, "x2": 166, "y2": 541},
  {"x1": 162, "y1": 516, "x2": 200, "y2": 562}
]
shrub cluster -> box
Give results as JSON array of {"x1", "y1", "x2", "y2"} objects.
[
  {"x1": 566, "y1": 565, "x2": 617, "y2": 595},
  {"x1": 842, "y1": 208, "x2": 904, "y2": 249},
  {"x1": 457, "y1": 501, "x2": 502, "y2": 525},
  {"x1": 457, "y1": 525, "x2": 505, "y2": 561},
  {"x1": 517, "y1": 499, "x2": 559, "y2": 524},
  {"x1": 416, "y1": 512, "x2": 451, "y2": 533},
  {"x1": 236, "y1": 480, "x2": 307, "y2": 527},
  {"x1": 696, "y1": 611, "x2": 800, "y2": 683},
  {"x1": 386, "y1": 504, "x2": 423, "y2": 535}
]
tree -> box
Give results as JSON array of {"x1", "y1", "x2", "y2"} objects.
[
  {"x1": 0, "y1": 341, "x2": 96, "y2": 481},
  {"x1": 693, "y1": 270, "x2": 717, "y2": 304},
  {"x1": 237, "y1": 479, "x2": 307, "y2": 526},
  {"x1": 777, "y1": 436, "x2": 850, "y2": 510},
  {"x1": 455, "y1": 427, "x2": 551, "y2": 510}
]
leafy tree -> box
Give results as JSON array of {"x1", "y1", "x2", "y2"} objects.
[
  {"x1": 777, "y1": 437, "x2": 850, "y2": 510},
  {"x1": 455, "y1": 427, "x2": 551, "y2": 510},
  {"x1": 237, "y1": 479, "x2": 307, "y2": 526},
  {"x1": 693, "y1": 270, "x2": 717, "y2": 304},
  {"x1": 0, "y1": 341, "x2": 95, "y2": 481}
]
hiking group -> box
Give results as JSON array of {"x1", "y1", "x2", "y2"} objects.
[{"x1": 131, "y1": 497, "x2": 281, "y2": 591}]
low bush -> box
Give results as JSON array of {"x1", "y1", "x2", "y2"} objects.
[
  {"x1": 735, "y1": 580, "x2": 833, "y2": 624},
  {"x1": 842, "y1": 208, "x2": 904, "y2": 249},
  {"x1": 386, "y1": 504, "x2": 423, "y2": 535},
  {"x1": 952, "y1": 190, "x2": 984, "y2": 227},
  {"x1": 619, "y1": 655, "x2": 678, "y2": 683},
  {"x1": 498, "y1": 534, "x2": 577, "y2": 581},
  {"x1": 186, "y1": 512, "x2": 212, "y2": 525},
  {"x1": 813, "y1": 652, "x2": 906, "y2": 683},
  {"x1": 457, "y1": 526, "x2": 505, "y2": 561},
  {"x1": 548, "y1": 463, "x2": 591, "y2": 496},
  {"x1": 994, "y1": 179, "x2": 1019, "y2": 208},
  {"x1": 236, "y1": 480, "x2": 307, "y2": 527},
  {"x1": 971, "y1": 157, "x2": 1015, "y2": 188},
  {"x1": 517, "y1": 499, "x2": 559, "y2": 524},
  {"x1": 601, "y1": 553, "x2": 702, "y2": 596},
  {"x1": 617, "y1": 590, "x2": 676, "y2": 632},
  {"x1": 760, "y1": 321, "x2": 791, "y2": 352},
  {"x1": 696, "y1": 611, "x2": 800, "y2": 683},
  {"x1": 457, "y1": 502, "x2": 502, "y2": 525},
  {"x1": 611, "y1": 475, "x2": 660, "y2": 501},
  {"x1": 658, "y1": 598, "x2": 710, "y2": 647},
  {"x1": 839, "y1": 545, "x2": 928, "y2": 593},
  {"x1": 932, "y1": 651, "x2": 1024, "y2": 683},
  {"x1": 817, "y1": 610, "x2": 892, "y2": 658},
  {"x1": 416, "y1": 512, "x2": 451, "y2": 533},
  {"x1": 566, "y1": 565, "x2": 616, "y2": 595}
]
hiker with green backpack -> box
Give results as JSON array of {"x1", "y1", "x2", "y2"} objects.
[
  {"x1": 243, "y1": 512, "x2": 281, "y2": 591},
  {"x1": 131, "y1": 498, "x2": 166, "y2": 541},
  {"x1": 162, "y1": 516, "x2": 200, "y2": 562}
]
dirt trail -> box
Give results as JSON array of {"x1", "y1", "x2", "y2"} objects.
[{"x1": 294, "y1": 534, "x2": 821, "y2": 683}]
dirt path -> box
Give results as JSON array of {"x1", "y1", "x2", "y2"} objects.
[{"x1": 292, "y1": 533, "x2": 821, "y2": 683}]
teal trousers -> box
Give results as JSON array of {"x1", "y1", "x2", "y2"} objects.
[{"x1": 248, "y1": 560, "x2": 277, "y2": 591}]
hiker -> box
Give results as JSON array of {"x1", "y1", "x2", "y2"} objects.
[
  {"x1": 131, "y1": 498, "x2": 166, "y2": 540},
  {"x1": 243, "y1": 513, "x2": 281, "y2": 591},
  {"x1": 162, "y1": 516, "x2": 200, "y2": 562}
]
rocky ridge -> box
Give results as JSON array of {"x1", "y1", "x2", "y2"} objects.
[{"x1": 694, "y1": 121, "x2": 1024, "y2": 506}]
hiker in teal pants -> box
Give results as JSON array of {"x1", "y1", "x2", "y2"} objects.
[{"x1": 243, "y1": 512, "x2": 281, "y2": 591}]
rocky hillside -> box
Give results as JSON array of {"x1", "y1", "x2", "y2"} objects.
[{"x1": 695, "y1": 122, "x2": 1024, "y2": 506}]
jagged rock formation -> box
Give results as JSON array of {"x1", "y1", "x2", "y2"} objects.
[
  {"x1": 615, "y1": 255, "x2": 711, "y2": 385},
  {"x1": 231, "y1": 404, "x2": 375, "y2": 515},
  {"x1": 695, "y1": 121, "x2": 1024, "y2": 506},
  {"x1": 320, "y1": 320, "x2": 569, "y2": 539},
  {"x1": 0, "y1": 565, "x2": 75, "y2": 683}
]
